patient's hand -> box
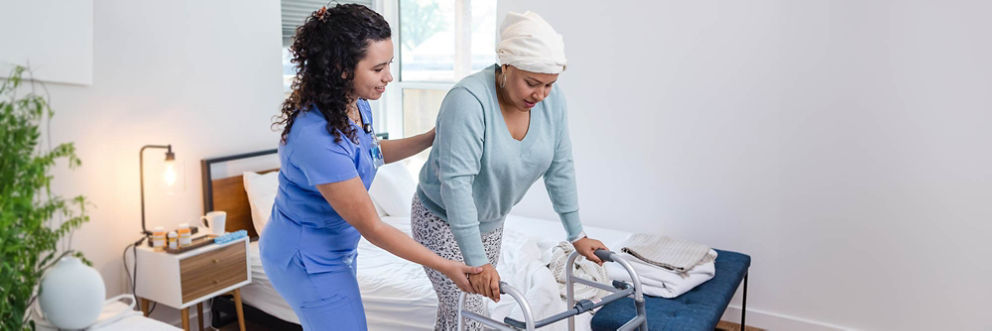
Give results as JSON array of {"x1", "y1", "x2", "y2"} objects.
[
  {"x1": 468, "y1": 264, "x2": 501, "y2": 302},
  {"x1": 440, "y1": 260, "x2": 483, "y2": 294},
  {"x1": 573, "y1": 237, "x2": 609, "y2": 265}
]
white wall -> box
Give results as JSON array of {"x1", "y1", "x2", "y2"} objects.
[
  {"x1": 0, "y1": 0, "x2": 93, "y2": 85},
  {"x1": 19, "y1": 0, "x2": 282, "y2": 323},
  {"x1": 501, "y1": 1, "x2": 992, "y2": 330}
]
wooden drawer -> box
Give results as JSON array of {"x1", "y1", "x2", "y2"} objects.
[{"x1": 179, "y1": 242, "x2": 247, "y2": 303}]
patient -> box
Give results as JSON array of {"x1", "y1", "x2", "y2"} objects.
[{"x1": 411, "y1": 11, "x2": 609, "y2": 330}]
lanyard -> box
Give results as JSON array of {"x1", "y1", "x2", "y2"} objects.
[{"x1": 356, "y1": 101, "x2": 385, "y2": 168}]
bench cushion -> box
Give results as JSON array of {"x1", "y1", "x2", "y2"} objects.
[{"x1": 591, "y1": 249, "x2": 751, "y2": 331}]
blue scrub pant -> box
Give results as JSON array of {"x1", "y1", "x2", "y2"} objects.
[{"x1": 261, "y1": 253, "x2": 366, "y2": 330}]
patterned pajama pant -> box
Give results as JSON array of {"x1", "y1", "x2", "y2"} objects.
[{"x1": 411, "y1": 195, "x2": 503, "y2": 331}]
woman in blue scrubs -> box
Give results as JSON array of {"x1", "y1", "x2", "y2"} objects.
[{"x1": 260, "y1": 5, "x2": 481, "y2": 330}]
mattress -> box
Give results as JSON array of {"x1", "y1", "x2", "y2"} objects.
[{"x1": 240, "y1": 215, "x2": 632, "y2": 331}]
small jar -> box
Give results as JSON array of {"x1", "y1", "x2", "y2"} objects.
[
  {"x1": 167, "y1": 231, "x2": 178, "y2": 249},
  {"x1": 151, "y1": 226, "x2": 166, "y2": 249},
  {"x1": 177, "y1": 223, "x2": 192, "y2": 247}
]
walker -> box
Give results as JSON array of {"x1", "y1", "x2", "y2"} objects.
[{"x1": 457, "y1": 249, "x2": 648, "y2": 331}]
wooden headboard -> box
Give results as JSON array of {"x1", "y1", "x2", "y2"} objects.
[{"x1": 201, "y1": 149, "x2": 278, "y2": 239}]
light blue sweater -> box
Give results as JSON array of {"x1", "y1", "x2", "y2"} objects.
[{"x1": 417, "y1": 64, "x2": 583, "y2": 267}]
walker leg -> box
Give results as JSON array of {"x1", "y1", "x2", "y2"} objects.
[{"x1": 637, "y1": 298, "x2": 648, "y2": 331}]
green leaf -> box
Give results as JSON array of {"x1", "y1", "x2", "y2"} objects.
[{"x1": 0, "y1": 66, "x2": 89, "y2": 330}]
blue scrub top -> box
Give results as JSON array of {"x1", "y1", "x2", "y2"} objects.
[{"x1": 260, "y1": 100, "x2": 377, "y2": 274}]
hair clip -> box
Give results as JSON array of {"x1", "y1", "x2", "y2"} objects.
[{"x1": 316, "y1": 6, "x2": 327, "y2": 21}]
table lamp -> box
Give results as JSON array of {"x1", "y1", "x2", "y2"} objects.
[{"x1": 139, "y1": 144, "x2": 176, "y2": 237}]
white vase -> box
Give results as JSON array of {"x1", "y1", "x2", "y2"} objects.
[{"x1": 38, "y1": 256, "x2": 105, "y2": 329}]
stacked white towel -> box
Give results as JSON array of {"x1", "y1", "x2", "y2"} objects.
[
  {"x1": 605, "y1": 234, "x2": 717, "y2": 298},
  {"x1": 619, "y1": 234, "x2": 711, "y2": 273},
  {"x1": 606, "y1": 250, "x2": 717, "y2": 298}
]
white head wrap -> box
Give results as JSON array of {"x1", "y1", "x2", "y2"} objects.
[{"x1": 496, "y1": 11, "x2": 567, "y2": 74}]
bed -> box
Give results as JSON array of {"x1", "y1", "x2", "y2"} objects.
[
  {"x1": 201, "y1": 150, "x2": 751, "y2": 331},
  {"x1": 200, "y1": 150, "x2": 631, "y2": 330},
  {"x1": 243, "y1": 215, "x2": 638, "y2": 330}
]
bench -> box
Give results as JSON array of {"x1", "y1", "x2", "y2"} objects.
[{"x1": 591, "y1": 249, "x2": 751, "y2": 331}]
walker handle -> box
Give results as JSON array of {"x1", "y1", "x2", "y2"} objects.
[{"x1": 594, "y1": 249, "x2": 615, "y2": 263}]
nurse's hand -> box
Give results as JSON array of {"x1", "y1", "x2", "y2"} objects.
[
  {"x1": 468, "y1": 264, "x2": 501, "y2": 302},
  {"x1": 573, "y1": 237, "x2": 609, "y2": 266},
  {"x1": 440, "y1": 260, "x2": 484, "y2": 294}
]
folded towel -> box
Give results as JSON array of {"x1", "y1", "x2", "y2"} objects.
[
  {"x1": 606, "y1": 250, "x2": 717, "y2": 298},
  {"x1": 619, "y1": 234, "x2": 711, "y2": 273},
  {"x1": 543, "y1": 241, "x2": 612, "y2": 301},
  {"x1": 214, "y1": 230, "x2": 247, "y2": 244}
]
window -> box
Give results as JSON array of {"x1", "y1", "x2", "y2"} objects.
[
  {"x1": 382, "y1": 0, "x2": 497, "y2": 174},
  {"x1": 279, "y1": 0, "x2": 498, "y2": 174},
  {"x1": 397, "y1": 0, "x2": 497, "y2": 82}
]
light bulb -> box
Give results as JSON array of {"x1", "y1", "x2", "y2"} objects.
[{"x1": 163, "y1": 159, "x2": 177, "y2": 186}]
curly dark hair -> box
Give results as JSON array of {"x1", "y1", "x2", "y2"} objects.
[{"x1": 274, "y1": 4, "x2": 391, "y2": 144}]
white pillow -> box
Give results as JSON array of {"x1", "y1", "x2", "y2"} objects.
[
  {"x1": 243, "y1": 171, "x2": 279, "y2": 235},
  {"x1": 244, "y1": 171, "x2": 388, "y2": 235},
  {"x1": 368, "y1": 163, "x2": 418, "y2": 216}
]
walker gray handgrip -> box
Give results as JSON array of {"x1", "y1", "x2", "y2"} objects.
[{"x1": 594, "y1": 249, "x2": 615, "y2": 262}]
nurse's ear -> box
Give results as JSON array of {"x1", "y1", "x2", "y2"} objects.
[{"x1": 338, "y1": 64, "x2": 354, "y2": 80}]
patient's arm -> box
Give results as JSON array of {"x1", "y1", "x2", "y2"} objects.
[
  {"x1": 379, "y1": 128, "x2": 435, "y2": 164},
  {"x1": 315, "y1": 177, "x2": 481, "y2": 292}
]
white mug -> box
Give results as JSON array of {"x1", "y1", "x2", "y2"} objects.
[{"x1": 200, "y1": 211, "x2": 227, "y2": 235}]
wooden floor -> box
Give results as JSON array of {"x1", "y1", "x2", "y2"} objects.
[
  {"x1": 716, "y1": 320, "x2": 766, "y2": 331},
  {"x1": 217, "y1": 320, "x2": 764, "y2": 331},
  {"x1": 216, "y1": 319, "x2": 270, "y2": 331}
]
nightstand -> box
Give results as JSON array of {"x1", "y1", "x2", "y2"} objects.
[{"x1": 135, "y1": 236, "x2": 250, "y2": 331}]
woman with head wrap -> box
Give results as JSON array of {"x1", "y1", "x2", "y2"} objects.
[{"x1": 411, "y1": 11, "x2": 610, "y2": 330}]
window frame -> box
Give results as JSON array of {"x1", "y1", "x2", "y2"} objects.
[{"x1": 378, "y1": 0, "x2": 486, "y2": 139}]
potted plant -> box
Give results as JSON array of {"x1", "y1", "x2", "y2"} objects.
[{"x1": 0, "y1": 66, "x2": 91, "y2": 330}]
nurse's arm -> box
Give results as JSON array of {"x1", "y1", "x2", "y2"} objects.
[
  {"x1": 379, "y1": 128, "x2": 435, "y2": 164},
  {"x1": 314, "y1": 177, "x2": 481, "y2": 292}
]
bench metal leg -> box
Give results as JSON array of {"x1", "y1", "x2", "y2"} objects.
[{"x1": 741, "y1": 271, "x2": 748, "y2": 331}]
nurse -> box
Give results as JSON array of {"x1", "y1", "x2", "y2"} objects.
[{"x1": 260, "y1": 5, "x2": 481, "y2": 330}]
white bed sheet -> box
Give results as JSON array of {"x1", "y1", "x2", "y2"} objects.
[{"x1": 240, "y1": 215, "x2": 632, "y2": 331}]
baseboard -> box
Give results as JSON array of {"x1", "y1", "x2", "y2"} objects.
[{"x1": 721, "y1": 305, "x2": 852, "y2": 331}]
